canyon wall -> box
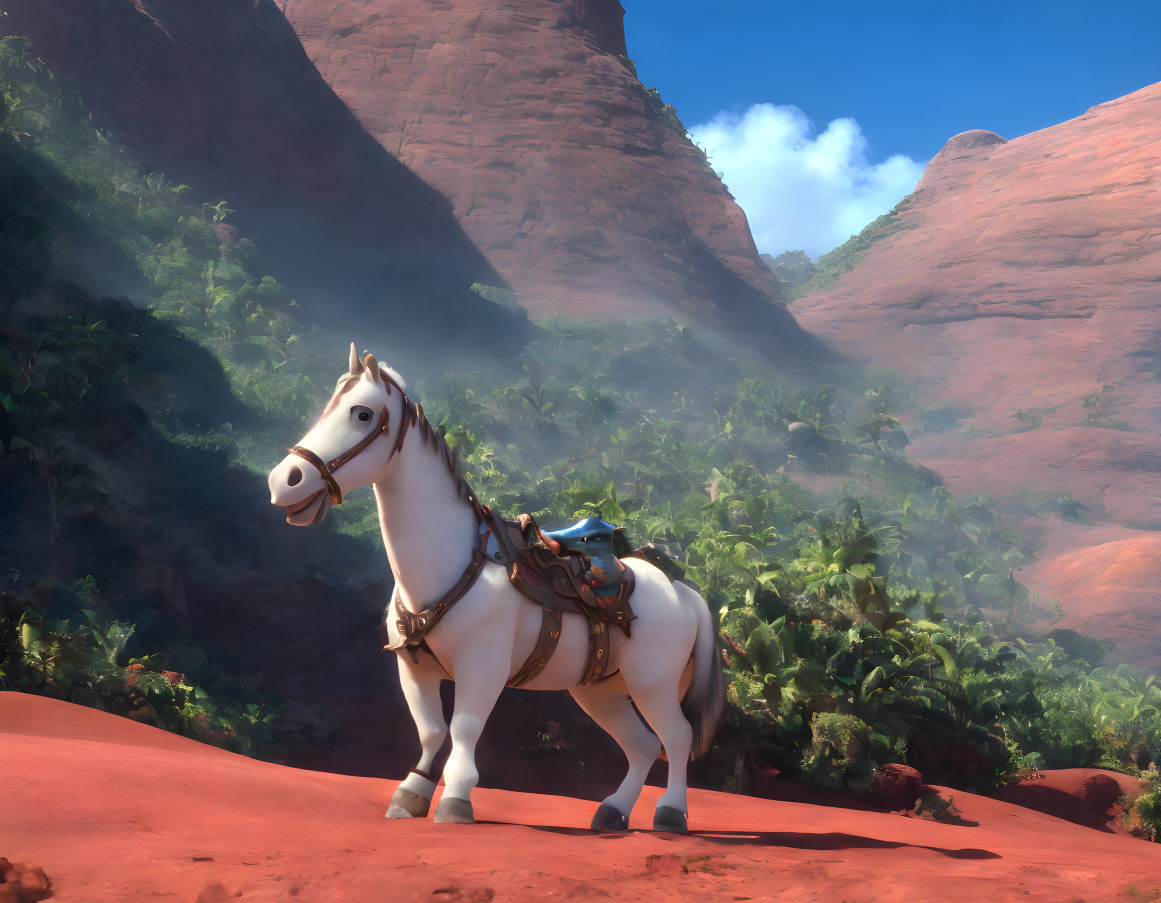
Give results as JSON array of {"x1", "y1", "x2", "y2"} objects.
[
  {"x1": 792, "y1": 83, "x2": 1161, "y2": 669},
  {"x1": 2, "y1": 0, "x2": 541, "y2": 353}
]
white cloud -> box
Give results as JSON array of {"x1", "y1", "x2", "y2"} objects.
[{"x1": 687, "y1": 104, "x2": 926, "y2": 259}]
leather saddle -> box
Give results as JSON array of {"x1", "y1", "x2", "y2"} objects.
[
  {"x1": 542, "y1": 517, "x2": 628, "y2": 589},
  {"x1": 482, "y1": 513, "x2": 636, "y2": 686}
]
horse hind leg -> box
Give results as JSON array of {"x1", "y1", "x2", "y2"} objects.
[
  {"x1": 387, "y1": 654, "x2": 447, "y2": 819},
  {"x1": 569, "y1": 684, "x2": 661, "y2": 832},
  {"x1": 631, "y1": 683, "x2": 694, "y2": 834}
]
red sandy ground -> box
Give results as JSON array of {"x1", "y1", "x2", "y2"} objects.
[{"x1": 4, "y1": 694, "x2": 1160, "y2": 902}]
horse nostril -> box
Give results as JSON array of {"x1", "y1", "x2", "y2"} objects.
[{"x1": 287, "y1": 464, "x2": 303, "y2": 487}]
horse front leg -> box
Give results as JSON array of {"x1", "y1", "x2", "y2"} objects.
[
  {"x1": 432, "y1": 643, "x2": 510, "y2": 824},
  {"x1": 387, "y1": 651, "x2": 447, "y2": 819}
]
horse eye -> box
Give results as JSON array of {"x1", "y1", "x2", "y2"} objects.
[{"x1": 358, "y1": 411, "x2": 371, "y2": 422}]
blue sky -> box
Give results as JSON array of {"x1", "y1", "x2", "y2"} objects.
[{"x1": 622, "y1": 0, "x2": 1161, "y2": 257}]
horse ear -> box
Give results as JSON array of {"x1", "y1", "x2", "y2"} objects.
[
  {"x1": 349, "y1": 342, "x2": 363, "y2": 375},
  {"x1": 363, "y1": 353, "x2": 381, "y2": 380}
]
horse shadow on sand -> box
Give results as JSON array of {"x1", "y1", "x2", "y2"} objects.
[{"x1": 505, "y1": 823, "x2": 999, "y2": 860}]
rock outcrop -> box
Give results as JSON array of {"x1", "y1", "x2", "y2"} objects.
[
  {"x1": 791, "y1": 82, "x2": 1161, "y2": 669},
  {"x1": 993, "y1": 768, "x2": 1147, "y2": 832},
  {"x1": 762, "y1": 250, "x2": 817, "y2": 286}
]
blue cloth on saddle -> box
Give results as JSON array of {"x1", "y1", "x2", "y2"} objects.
[
  {"x1": 542, "y1": 517, "x2": 622, "y2": 592},
  {"x1": 543, "y1": 516, "x2": 618, "y2": 545}
]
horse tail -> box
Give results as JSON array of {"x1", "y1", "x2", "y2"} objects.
[{"x1": 676, "y1": 580, "x2": 725, "y2": 759}]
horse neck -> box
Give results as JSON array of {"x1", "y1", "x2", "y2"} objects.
[{"x1": 373, "y1": 424, "x2": 479, "y2": 612}]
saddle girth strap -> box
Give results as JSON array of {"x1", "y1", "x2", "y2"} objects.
[
  {"x1": 579, "y1": 619, "x2": 612, "y2": 685},
  {"x1": 386, "y1": 509, "x2": 627, "y2": 689},
  {"x1": 506, "y1": 587, "x2": 563, "y2": 688}
]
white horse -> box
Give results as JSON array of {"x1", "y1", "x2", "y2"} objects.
[{"x1": 267, "y1": 346, "x2": 723, "y2": 833}]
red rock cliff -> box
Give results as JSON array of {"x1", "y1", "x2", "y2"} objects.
[
  {"x1": 4, "y1": 0, "x2": 799, "y2": 345},
  {"x1": 281, "y1": 0, "x2": 787, "y2": 325},
  {"x1": 1, "y1": 0, "x2": 544, "y2": 353},
  {"x1": 792, "y1": 83, "x2": 1161, "y2": 669}
]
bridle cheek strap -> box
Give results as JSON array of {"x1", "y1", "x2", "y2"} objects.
[
  {"x1": 289, "y1": 405, "x2": 392, "y2": 505},
  {"x1": 286, "y1": 444, "x2": 344, "y2": 505}
]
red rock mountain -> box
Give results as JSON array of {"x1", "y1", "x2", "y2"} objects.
[
  {"x1": 282, "y1": 0, "x2": 784, "y2": 323},
  {"x1": 792, "y1": 83, "x2": 1161, "y2": 669},
  {"x1": 3, "y1": 0, "x2": 799, "y2": 346}
]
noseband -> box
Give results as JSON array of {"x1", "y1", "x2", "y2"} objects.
[{"x1": 288, "y1": 377, "x2": 416, "y2": 504}]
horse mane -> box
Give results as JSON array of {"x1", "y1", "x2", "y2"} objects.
[{"x1": 405, "y1": 393, "x2": 484, "y2": 516}]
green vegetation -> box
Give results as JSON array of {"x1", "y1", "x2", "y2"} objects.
[
  {"x1": 642, "y1": 85, "x2": 686, "y2": 134},
  {"x1": 800, "y1": 712, "x2": 885, "y2": 791},
  {"x1": 396, "y1": 321, "x2": 1160, "y2": 790},
  {"x1": 763, "y1": 250, "x2": 817, "y2": 287},
  {"x1": 1081, "y1": 388, "x2": 1134, "y2": 431},
  {"x1": 0, "y1": 35, "x2": 349, "y2": 755},
  {"x1": 1, "y1": 35, "x2": 1159, "y2": 804},
  {"x1": 616, "y1": 56, "x2": 687, "y2": 135},
  {"x1": 912, "y1": 788, "x2": 964, "y2": 823},
  {"x1": 2, "y1": 576, "x2": 309, "y2": 753},
  {"x1": 1131, "y1": 781, "x2": 1161, "y2": 842},
  {"x1": 782, "y1": 195, "x2": 918, "y2": 301},
  {"x1": 469, "y1": 282, "x2": 523, "y2": 314},
  {"x1": 1013, "y1": 408, "x2": 1042, "y2": 430}
]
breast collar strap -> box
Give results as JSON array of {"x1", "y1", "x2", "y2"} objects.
[{"x1": 288, "y1": 389, "x2": 416, "y2": 505}]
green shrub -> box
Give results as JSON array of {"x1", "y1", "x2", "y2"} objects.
[
  {"x1": 802, "y1": 713, "x2": 876, "y2": 790},
  {"x1": 469, "y1": 282, "x2": 522, "y2": 313},
  {"x1": 913, "y1": 789, "x2": 964, "y2": 823},
  {"x1": 1131, "y1": 779, "x2": 1161, "y2": 842},
  {"x1": 0, "y1": 576, "x2": 305, "y2": 754}
]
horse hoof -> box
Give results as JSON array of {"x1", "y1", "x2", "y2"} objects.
[
  {"x1": 433, "y1": 796, "x2": 475, "y2": 824},
  {"x1": 386, "y1": 787, "x2": 430, "y2": 819},
  {"x1": 590, "y1": 803, "x2": 629, "y2": 833},
  {"x1": 652, "y1": 806, "x2": 688, "y2": 834}
]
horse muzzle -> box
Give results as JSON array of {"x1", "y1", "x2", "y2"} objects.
[
  {"x1": 268, "y1": 456, "x2": 333, "y2": 526},
  {"x1": 283, "y1": 487, "x2": 331, "y2": 526}
]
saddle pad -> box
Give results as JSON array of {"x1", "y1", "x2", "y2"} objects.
[{"x1": 483, "y1": 512, "x2": 637, "y2": 634}]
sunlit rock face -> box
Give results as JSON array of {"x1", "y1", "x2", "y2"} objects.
[
  {"x1": 791, "y1": 83, "x2": 1161, "y2": 669},
  {"x1": 281, "y1": 0, "x2": 789, "y2": 327}
]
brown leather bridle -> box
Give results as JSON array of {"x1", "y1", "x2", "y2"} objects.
[{"x1": 288, "y1": 375, "x2": 416, "y2": 505}]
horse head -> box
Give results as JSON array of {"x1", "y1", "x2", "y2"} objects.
[{"x1": 268, "y1": 343, "x2": 408, "y2": 526}]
